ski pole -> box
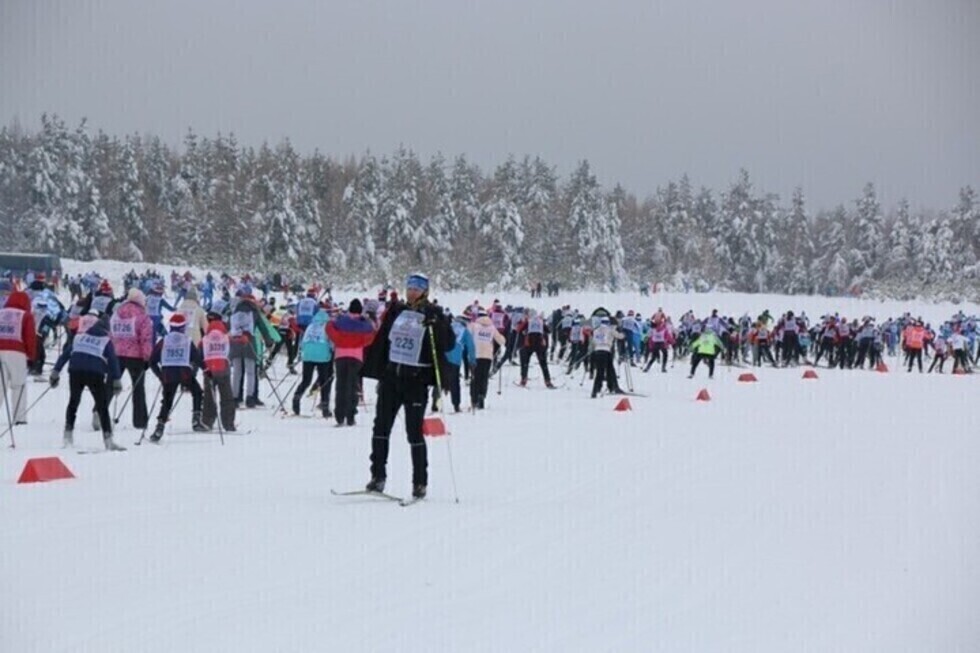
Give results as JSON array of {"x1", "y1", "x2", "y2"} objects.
[
  {"x1": 211, "y1": 380, "x2": 224, "y2": 446},
  {"x1": 272, "y1": 375, "x2": 300, "y2": 415},
  {"x1": 159, "y1": 387, "x2": 187, "y2": 437},
  {"x1": 0, "y1": 384, "x2": 53, "y2": 442},
  {"x1": 113, "y1": 367, "x2": 147, "y2": 424},
  {"x1": 135, "y1": 382, "x2": 164, "y2": 445},
  {"x1": 428, "y1": 325, "x2": 459, "y2": 504},
  {"x1": 0, "y1": 366, "x2": 18, "y2": 449}
]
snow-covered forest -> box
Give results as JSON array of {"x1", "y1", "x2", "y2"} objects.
[{"x1": 1, "y1": 114, "x2": 977, "y2": 298}]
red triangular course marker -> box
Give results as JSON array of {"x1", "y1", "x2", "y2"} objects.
[
  {"x1": 875, "y1": 362, "x2": 889, "y2": 373},
  {"x1": 802, "y1": 369, "x2": 819, "y2": 379},
  {"x1": 18, "y1": 457, "x2": 75, "y2": 484},
  {"x1": 953, "y1": 368, "x2": 966, "y2": 375},
  {"x1": 696, "y1": 389, "x2": 711, "y2": 401},
  {"x1": 422, "y1": 416, "x2": 448, "y2": 437},
  {"x1": 737, "y1": 373, "x2": 757, "y2": 382},
  {"x1": 613, "y1": 397, "x2": 632, "y2": 412}
]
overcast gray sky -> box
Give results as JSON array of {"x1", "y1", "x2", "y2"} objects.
[{"x1": 2, "y1": 0, "x2": 978, "y2": 210}]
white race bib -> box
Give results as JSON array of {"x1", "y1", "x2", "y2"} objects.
[
  {"x1": 0, "y1": 308, "x2": 24, "y2": 342},
  {"x1": 475, "y1": 327, "x2": 495, "y2": 344},
  {"x1": 74, "y1": 333, "x2": 109, "y2": 360},
  {"x1": 302, "y1": 324, "x2": 326, "y2": 344},
  {"x1": 570, "y1": 325, "x2": 583, "y2": 342},
  {"x1": 110, "y1": 315, "x2": 137, "y2": 340},
  {"x1": 146, "y1": 295, "x2": 163, "y2": 316},
  {"x1": 161, "y1": 333, "x2": 192, "y2": 367},
  {"x1": 593, "y1": 328, "x2": 612, "y2": 347},
  {"x1": 528, "y1": 316, "x2": 544, "y2": 334},
  {"x1": 91, "y1": 295, "x2": 112, "y2": 314},
  {"x1": 491, "y1": 313, "x2": 506, "y2": 330},
  {"x1": 230, "y1": 311, "x2": 255, "y2": 336},
  {"x1": 203, "y1": 332, "x2": 230, "y2": 361},
  {"x1": 388, "y1": 310, "x2": 426, "y2": 366},
  {"x1": 297, "y1": 298, "x2": 317, "y2": 320}
]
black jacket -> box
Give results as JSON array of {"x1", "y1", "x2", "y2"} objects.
[{"x1": 362, "y1": 299, "x2": 455, "y2": 386}]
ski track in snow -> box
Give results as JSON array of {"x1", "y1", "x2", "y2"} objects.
[{"x1": 1, "y1": 259, "x2": 978, "y2": 652}]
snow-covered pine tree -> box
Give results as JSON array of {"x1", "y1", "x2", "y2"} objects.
[
  {"x1": 781, "y1": 187, "x2": 814, "y2": 294},
  {"x1": 448, "y1": 155, "x2": 482, "y2": 281},
  {"x1": 380, "y1": 147, "x2": 424, "y2": 276},
  {"x1": 716, "y1": 169, "x2": 754, "y2": 290},
  {"x1": 416, "y1": 153, "x2": 455, "y2": 274},
  {"x1": 852, "y1": 182, "x2": 884, "y2": 283},
  {"x1": 921, "y1": 213, "x2": 955, "y2": 284},
  {"x1": 950, "y1": 186, "x2": 978, "y2": 277},
  {"x1": 518, "y1": 156, "x2": 560, "y2": 282},
  {"x1": 883, "y1": 198, "x2": 916, "y2": 282},
  {"x1": 342, "y1": 153, "x2": 386, "y2": 283},
  {"x1": 164, "y1": 129, "x2": 206, "y2": 261},
  {"x1": 113, "y1": 138, "x2": 146, "y2": 260},
  {"x1": 565, "y1": 160, "x2": 626, "y2": 289},
  {"x1": 474, "y1": 158, "x2": 525, "y2": 289},
  {"x1": 814, "y1": 205, "x2": 852, "y2": 295},
  {"x1": 745, "y1": 192, "x2": 781, "y2": 292}
]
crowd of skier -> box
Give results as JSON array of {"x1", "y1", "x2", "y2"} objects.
[{"x1": 0, "y1": 267, "x2": 976, "y2": 500}]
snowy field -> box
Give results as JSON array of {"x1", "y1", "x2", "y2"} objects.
[{"x1": 2, "y1": 260, "x2": 979, "y2": 652}]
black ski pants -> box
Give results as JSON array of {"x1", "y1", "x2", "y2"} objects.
[
  {"x1": 470, "y1": 358, "x2": 492, "y2": 408},
  {"x1": 120, "y1": 357, "x2": 149, "y2": 428},
  {"x1": 520, "y1": 345, "x2": 552, "y2": 383},
  {"x1": 66, "y1": 371, "x2": 112, "y2": 434},
  {"x1": 333, "y1": 358, "x2": 362, "y2": 425},
  {"x1": 370, "y1": 367, "x2": 429, "y2": 485}
]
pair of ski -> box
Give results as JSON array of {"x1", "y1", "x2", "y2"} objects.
[
  {"x1": 513, "y1": 381, "x2": 564, "y2": 389},
  {"x1": 330, "y1": 488, "x2": 423, "y2": 507},
  {"x1": 77, "y1": 447, "x2": 126, "y2": 455}
]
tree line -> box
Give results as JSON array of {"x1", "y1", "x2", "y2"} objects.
[{"x1": 0, "y1": 114, "x2": 977, "y2": 299}]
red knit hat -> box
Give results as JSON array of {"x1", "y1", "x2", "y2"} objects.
[{"x1": 169, "y1": 313, "x2": 187, "y2": 329}]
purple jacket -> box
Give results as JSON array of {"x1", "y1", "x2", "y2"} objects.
[{"x1": 110, "y1": 300, "x2": 154, "y2": 361}]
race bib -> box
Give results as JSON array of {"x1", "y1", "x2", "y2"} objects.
[
  {"x1": 203, "y1": 333, "x2": 230, "y2": 361},
  {"x1": 74, "y1": 333, "x2": 109, "y2": 360},
  {"x1": 302, "y1": 324, "x2": 326, "y2": 344},
  {"x1": 491, "y1": 313, "x2": 506, "y2": 330},
  {"x1": 570, "y1": 325, "x2": 583, "y2": 342},
  {"x1": 110, "y1": 315, "x2": 137, "y2": 340},
  {"x1": 388, "y1": 310, "x2": 426, "y2": 366},
  {"x1": 651, "y1": 329, "x2": 665, "y2": 343},
  {"x1": 593, "y1": 328, "x2": 612, "y2": 347},
  {"x1": 230, "y1": 311, "x2": 255, "y2": 336},
  {"x1": 528, "y1": 316, "x2": 544, "y2": 334},
  {"x1": 297, "y1": 298, "x2": 317, "y2": 320},
  {"x1": 146, "y1": 295, "x2": 163, "y2": 316},
  {"x1": 91, "y1": 295, "x2": 112, "y2": 314},
  {"x1": 475, "y1": 327, "x2": 496, "y2": 344},
  {"x1": 0, "y1": 308, "x2": 24, "y2": 342},
  {"x1": 161, "y1": 333, "x2": 192, "y2": 367}
]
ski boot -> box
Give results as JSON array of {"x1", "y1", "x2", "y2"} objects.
[
  {"x1": 192, "y1": 411, "x2": 211, "y2": 432},
  {"x1": 291, "y1": 395, "x2": 301, "y2": 416},
  {"x1": 365, "y1": 476, "x2": 386, "y2": 493},
  {"x1": 103, "y1": 433, "x2": 126, "y2": 451},
  {"x1": 149, "y1": 421, "x2": 166, "y2": 443},
  {"x1": 412, "y1": 484, "x2": 427, "y2": 499},
  {"x1": 62, "y1": 428, "x2": 73, "y2": 448}
]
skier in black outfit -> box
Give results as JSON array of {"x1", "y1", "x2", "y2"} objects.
[{"x1": 360, "y1": 273, "x2": 455, "y2": 500}]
